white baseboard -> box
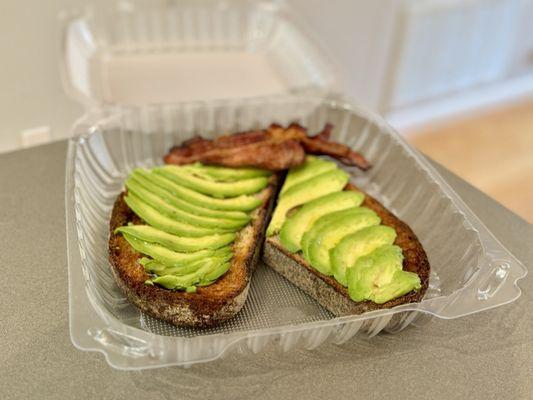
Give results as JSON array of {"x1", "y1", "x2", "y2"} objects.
[{"x1": 386, "y1": 72, "x2": 533, "y2": 135}]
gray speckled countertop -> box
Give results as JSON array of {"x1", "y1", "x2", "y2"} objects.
[{"x1": 1, "y1": 141, "x2": 532, "y2": 400}]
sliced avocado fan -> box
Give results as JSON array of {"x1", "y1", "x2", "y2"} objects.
[
  {"x1": 116, "y1": 163, "x2": 270, "y2": 291},
  {"x1": 267, "y1": 165, "x2": 349, "y2": 236},
  {"x1": 272, "y1": 155, "x2": 422, "y2": 304}
]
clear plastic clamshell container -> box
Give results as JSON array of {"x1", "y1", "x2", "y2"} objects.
[
  {"x1": 63, "y1": 1, "x2": 527, "y2": 370},
  {"x1": 61, "y1": 0, "x2": 337, "y2": 107}
]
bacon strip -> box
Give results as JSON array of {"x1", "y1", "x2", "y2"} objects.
[{"x1": 164, "y1": 123, "x2": 370, "y2": 171}]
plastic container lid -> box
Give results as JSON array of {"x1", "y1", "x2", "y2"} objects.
[{"x1": 61, "y1": 0, "x2": 339, "y2": 109}]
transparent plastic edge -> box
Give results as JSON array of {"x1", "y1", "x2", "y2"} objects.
[
  {"x1": 326, "y1": 95, "x2": 528, "y2": 318},
  {"x1": 66, "y1": 94, "x2": 529, "y2": 369},
  {"x1": 58, "y1": 0, "x2": 339, "y2": 111},
  {"x1": 58, "y1": 9, "x2": 95, "y2": 108},
  {"x1": 66, "y1": 128, "x2": 164, "y2": 370},
  {"x1": 66, "y1": 137, "x2": 429, "y2": 370},
  {"x1": 66, "y1": 136, "x2": 110, "y2": 359}
]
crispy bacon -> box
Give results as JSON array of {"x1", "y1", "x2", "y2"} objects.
[{"x1": 163, "y1": 123, "x2": 370, "y2": 171}]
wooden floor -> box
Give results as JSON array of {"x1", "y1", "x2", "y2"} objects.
[{"x1": 406, "y1": 99, "x2": 533, "y2": 223}]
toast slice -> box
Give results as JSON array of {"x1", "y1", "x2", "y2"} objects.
[
  {"x1": 262, "y1": 183, "x2": 430, "y2": 316},
  {"x1": 108, "y1": 123, "x2": 428, "y2": 327},
  {"x1": 108, "y1": 174, "x2": 280, "y2": 328}
]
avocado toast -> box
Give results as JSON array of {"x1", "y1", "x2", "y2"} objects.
[
  {"x1": 263, "y1": 156, "x2": 430, "y2": 316},
  {"x1": 109, "y1": 165, "x2": 280, "y2": 328},
  {"x1": 109, "y1": 124, "x2": 429, "y2": 328}
]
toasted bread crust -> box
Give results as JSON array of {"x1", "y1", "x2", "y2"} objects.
[
  {"x1": 263, "y1": 183, "x2": 430, "y2": 316},
  {"x1": 108, "y1": 175, "x2": 280, "y2": 328}
]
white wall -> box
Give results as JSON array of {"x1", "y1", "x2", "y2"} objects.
[
  {"x1": 289, "y1": 0, "x2": 401, "y2": 111},
  {"x1": 509, "y1": 0, "x2": 533, "y2": 74},
  {"x1": 0, "y1": 0, "x2": 108, "y2": 153},
  {"x1": 292, "y1": 0, "x2": 533, "y2": 112},
  {"x1": 0, "y1": 0, "x2": 532, "y2": 153},
  {"x1": 0, "y1": 0, "x2": 402, "y2": 154}
]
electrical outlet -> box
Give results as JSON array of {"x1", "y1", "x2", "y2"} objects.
[{"x1": 20, "y1": 126, "x2": 51, "y2": 148}]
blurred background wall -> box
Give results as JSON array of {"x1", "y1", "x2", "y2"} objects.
[
  {"x1": 0, "y1": 0, "x2": 88, "y2": 151},
  {"x1": 1, "y1": 0, "x2": 533, "y2": 151},
  {"x1": 292, "y1": 0, "x2": 533, "y2": 129},
  {"x1": 0, "y1": 0, "x2": 532, "y2": 220}
]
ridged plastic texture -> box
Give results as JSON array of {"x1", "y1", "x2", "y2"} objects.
[
  {"x1": 65, "y1": 95, "x2": 527, "y2": 369},
  {"x1": 60, "y1": 0, "x2": 337, "y2": 107}
]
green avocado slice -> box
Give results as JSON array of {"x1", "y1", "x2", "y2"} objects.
[
  {"x1": 267, "y1": 169, "x2": 349, "y2": 236},
  {"x1": 201, "y1": 262, "x2": 231, "y2": 283},
  {"x1": 300, "y1": 207, "x2": 376, "y2": 260},
  {"x1": 129, "y1": 171, "x2": 250, "y2": 221},
  {"x1": 346, "y1": 245, "x2": 403, "y2": 302},
  {"x1": 125, "y1": 179, "x2": 249, "y2": 230},
  {"x1": 118, "y1": 163, "x2": 269, "y2": 290},
  {"x1": 371, "y1": 270, "x2": 422, "y2": 304},
  {"x1": 279, "y1": 156, "x2": 337, "y2": 196},
  {"x1": 151, "y1": 274, "x2": 201, "y2": 290},
  {"x1": 183, "y1": 163, "x2": 271, "y2": 181},
  {"x1": 123, "y1": 234, "x2": 227, "y2": 267},
  {"x1": 306, "y1": 208, "x2": 380, "y2": 276},
  {"x1": 139, "y1": 257, "x2": 168, "y2": 274},
  {"x1": 124, "y1": 194, "x2": 230, "y2": 237},
  {"x1": 134, "y1": 169, "x2": 262, "y2": 211},
  {"x1": 346, "y1": 245, "x2": 420, "y2": 303},
  {"x1": 331, "y1": 225, "x2": 397, "y2": 286},
  {"x1": 279, "y1": 191, "x2": 365, "y2": 253},
  {"x1": 141, "y1": 251, "x2": 233, "y2": 276},
  {"x1": 115, "y1": 225, "x2": 235, "y2": 252},
  {"x1": 146, "y1": 256, "x2": 232, "y2": 290},
  {"x1": 155, "y1": 166, "x2": 269, "y2": 198}
]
